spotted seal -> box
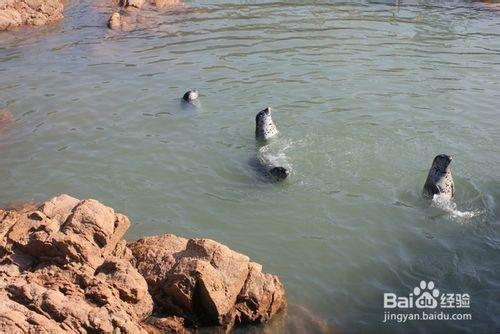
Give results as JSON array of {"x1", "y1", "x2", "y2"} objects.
[
  {"x1": 255, "y1": 107, "x2": 278, "y2": 141},
  {"x1": 423, "y1": 154, "x2": 455, "y2": 199},
  {"x1": 254, "y1": 108, "x2": 289, "y2": 181},
  {"x1": 182, "y1": 90, "x2": 199, "y2": 102}
]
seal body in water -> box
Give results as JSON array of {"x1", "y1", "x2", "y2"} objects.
[
  {"x1": 182, "y1": 90, "x2": 198, "y2": 102},
  {"x1": 423, "y1": 154, "x2": 454, "y2": 199},
  {"x1": 256, "y1": 146, "x2": 290, "y2": 181},
  {"x1": 255, "y1": 107, "x2": 278, "y2": 141}
]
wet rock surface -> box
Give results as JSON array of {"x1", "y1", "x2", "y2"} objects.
[{"x1": 0, "y1": 195, "x2": 286, "y2": 333}]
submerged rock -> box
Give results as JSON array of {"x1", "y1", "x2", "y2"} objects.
[
  {"x1": 0, "y1": 109, "x2": 13, "y2": 138},
  {"x1": 0, "y1": 194, "x2": 286, "y2": 333},
  {"x1": 0, "y1": 0, "x2": 64, "y2": 31}
]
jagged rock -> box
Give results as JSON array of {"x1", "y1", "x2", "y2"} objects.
[
  {"x1": 235, "y1": 262, "x2": 286, "y2": 324},
  {"x1": 0, "y1": 0, "x2": 64, "y2": 31},
  {"x1": 129, "y1": 235, "x2": 286, "y2": 329},
  {"x1": 39, "y1": 193, "x2": 79, "y2": 223},
  {"x1": 0, "y1": 195, "x2": 152, "y2": 333},
  {"x1": 152, "y1": 0, "x2": 181, "y2": 8},
  {"x1": 0, "y1": 195, "x2": 285, "y2": 333},
  {"x1": 108, "y1": 11, "x2": 123, "y2": 30},
  {"x1": 122, "y1": 0, "x2": 146, "y2": 9}
]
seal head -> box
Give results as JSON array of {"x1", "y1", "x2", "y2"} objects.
[
  {"x1": 269, "y1": 166, "x2": 289, "y2": 181},
  {"x1": 423, "y1": 154, "x2": 454, "y2": 199},
  {"x1": 256, "y1": 107, "x2": 278, "y2": 141},
  {"x1": 183, "y1": 90, "x2": 199, "y2": 102}
]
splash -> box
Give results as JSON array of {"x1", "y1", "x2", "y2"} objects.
[
  {"x1": 258, "y1": 139, "x2": 293, "y2": 171},
  {"x1": 431, "y1": 194, "x2": 483, "y2": 222}
]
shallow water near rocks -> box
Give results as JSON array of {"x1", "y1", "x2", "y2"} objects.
[{"x1": 1, "y1": 0, "x2": 499, "y2": 332}]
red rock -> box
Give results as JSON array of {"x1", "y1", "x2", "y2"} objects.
[
  {"x1": 0, "y1": 196, "x2": 285, "y2": 333},
  {"x1": 124, "y1": 0, "x2": 145, "y2": 8},
  {"x1": 235, "y1": 262, "x2": 286, "y2": 324},
  {"x1": 40, "y1": 194, "x2": 79, "y2": 223},
  {"x1": 129, "y1": 235, "x2": 286, "y2": 329},
  {"x1": 152, "y1": 0, "x2": 180, "y2": 8},
  {"x1": 145, "y1": 316, "x2": 191, "y2": 333},
  {"x1": 0, "y1": 0, "x2": 64, "y2": 31},
  {"x1": 108, "y1": 11, "x2": 122, "y2": 29}
]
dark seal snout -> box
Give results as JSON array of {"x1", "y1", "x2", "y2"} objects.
[{"x1": 269, "y1": 166, "x2": 289, "y2": 181}]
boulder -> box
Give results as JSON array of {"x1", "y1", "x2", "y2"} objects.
[
  {"x1": 108, "y1": 11, "x2": 122, "y2": 30},
  {"x1": 0, "y1": 195, "x2": 152, "y2": 333},
  {"x1": 122, "y1": 0, "x2": 146, "y2": 9},
  {"x1": 152, "y1": 0, "x2": 181, "y2": 8},
  {"x1": 235, "y1": 262, "x2": 286, "y2": 324},
  {"x1": 0, "y1": 195, "x2": 286, "y2": 332},
  {"x1": 0, "y1": 0, "x2": 64, "y2": 31},
  {"x1": 129, "y1": 235, "x2": 286, "y2": 329}
]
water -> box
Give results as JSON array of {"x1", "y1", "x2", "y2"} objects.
[{"x1": 1, "y1": 1, "x2": 499, "y2": 332}]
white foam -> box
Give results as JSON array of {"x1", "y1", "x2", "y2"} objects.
[{"x1": 431, "y1": 194, "x2": 483, "y2": 222}]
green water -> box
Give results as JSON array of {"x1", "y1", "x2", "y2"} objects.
[{"x1": 1, "y1": 1, "x2": 499, "y2": 333}]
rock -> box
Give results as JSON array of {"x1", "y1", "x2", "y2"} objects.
[
  {"x1": 39, "y1": 194, "x2": 79, "y2": 223},
  {"x1": 0, "y1": 0, "x2": 64, "y2": 31},
  {"x1": 235, "y1": 262, "x2": 286, "y2": 324},
  {"x1": 123, "y1": 0, "x2": 146, "y2": 9},
  {"x1": 108, "y1": 11, "x2": 122, "y2": 29},
  {"x1": 0, "y1": 109, "x2": 14, "y2": 138},
  {"x1": 129, "y1": 235, "x2": 286, "y2": 330},
  {"x1": 145, "y1": 316, "x2": 191, "y2": 334},
  {"x1": 0, "y1": 195, "x2": 285, "y2": 333},
  {"x1": 0, "y1": 195, "x2": 152, "y2": 334},
  {"x1": 152, "y1": 0, "x2": 181, "y2": 8}
]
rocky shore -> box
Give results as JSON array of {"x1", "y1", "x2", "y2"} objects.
[
  {"x1": 0, "y1": 194, "x2": 286, "y2": 333},
  {"x1": 0, "y1": 0, "x2": 181, "y2": 31},
  {"x1": 0, "y1": 0, "x2": 64, "y2": 31}
]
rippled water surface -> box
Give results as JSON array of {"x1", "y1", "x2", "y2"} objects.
[{"x1": 1, "y1": 1, "x2": 499, "y2": 332}]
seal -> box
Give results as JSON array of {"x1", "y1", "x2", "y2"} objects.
[
  {"x1": 257, "y1": 146, "x2": 289, "y2": 181},
  {"x1": 423, "y1": 154, "x2": 454, "y2": 199},
  {"x1": 255, "y1": 107, "x2": 278, "y2": 141},
  {"x1": 182, "y1": 90, "x2": 198, "y2": 102}
]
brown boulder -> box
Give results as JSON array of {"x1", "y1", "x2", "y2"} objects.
[
  {"x1": 108, "y1": 11, "x2": 123, "y2": 29},
  {"x1": 0, "y1": 0, "x2": 64, "y2": 31},
  {"x1": 152, "y1": 0, "x2": 180, "y2": 8},
  {"x1": 0, "y1": 195, "x2": 286, "y2": 333},
  {"x1": 4, "y1": 195, "x2": 130, "y2": 269},
  {"x1": 122, "y1": 0, "x2": 146, "y2": 8},
  {"x1": 39, "y1": 193, "x2": 79, "y2": 223},
  {"x1": 0, "y1": 195, "x2": 152, "y2": 334},
  {"x1": 129, "y1": 235, "x2": 286, "y2": 329},
  {"x1": 235, "y1": 262, "x2": 286, "y2": 324}
]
